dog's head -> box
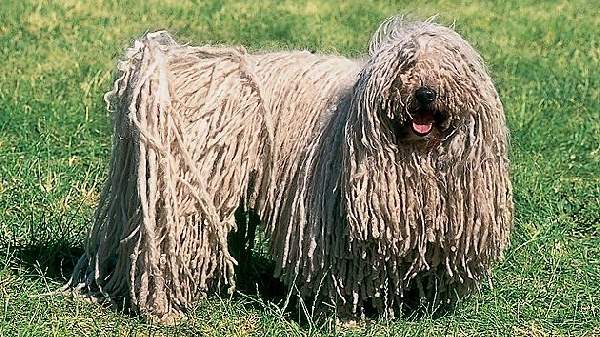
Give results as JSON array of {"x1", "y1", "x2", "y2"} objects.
[{"x1": 351, "y1": 17, "x2": 503, "y2": 149}]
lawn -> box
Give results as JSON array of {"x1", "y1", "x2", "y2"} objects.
[{"x1": 0, "y1": 0, "x2": 598, "y2": 336}]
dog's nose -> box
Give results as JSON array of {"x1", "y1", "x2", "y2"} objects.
[{"x1": 415, "y1": 87, "x2": 436, "y2": 106}]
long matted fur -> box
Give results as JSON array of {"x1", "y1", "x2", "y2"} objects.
[{"x1": 68, "y1": 17, "x2": 513, "y2": 321}]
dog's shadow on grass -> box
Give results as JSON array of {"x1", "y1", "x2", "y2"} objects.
[{"x1": 7, "y1": 239, "x2": 85, "y2": 283}]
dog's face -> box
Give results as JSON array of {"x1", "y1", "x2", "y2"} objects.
[
  {"x1": 389, "y1": 51, "x2": 455, "y2": 143},
  {"x1": 389, "y1": 81, "x2": 452, "y2": 143},
  {"x1": 359, "y1": 21, "x2": 497, "y2": 148}
]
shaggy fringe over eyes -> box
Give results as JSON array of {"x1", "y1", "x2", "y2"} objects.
[{"x1": 67, "y1": 17, "x2": 513, "y2": 321}]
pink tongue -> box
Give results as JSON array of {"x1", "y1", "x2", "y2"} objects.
[{"x1": 412, "y1": 121, "x2": 433, "y2": 135}]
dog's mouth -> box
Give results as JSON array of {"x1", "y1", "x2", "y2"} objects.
[
  {"x1": 410, "y1": 112, "x2": 435, "y2": 137},
  {"x1": 403, "y1": 109, "x2": 449, "y2": 138},
  {"x1": 390, "y1": 106, "x2": 452, "y2": 144}
]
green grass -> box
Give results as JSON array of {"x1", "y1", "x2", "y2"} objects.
[{"x1": 0, "y1": 0, "x2": 598, "y2": 336}]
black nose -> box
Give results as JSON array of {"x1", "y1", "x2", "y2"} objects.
[{"x1": 415, "y1": 87, "x2": 436, "y2": 106}]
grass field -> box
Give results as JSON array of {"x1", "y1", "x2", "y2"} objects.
[{"x1": 0, "y1": 0, "x2": 598, "y2": 336}]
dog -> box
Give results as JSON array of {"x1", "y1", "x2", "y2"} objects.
[{"x1": 68, "y1": 17, "x2": 513, "y2": 322}]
